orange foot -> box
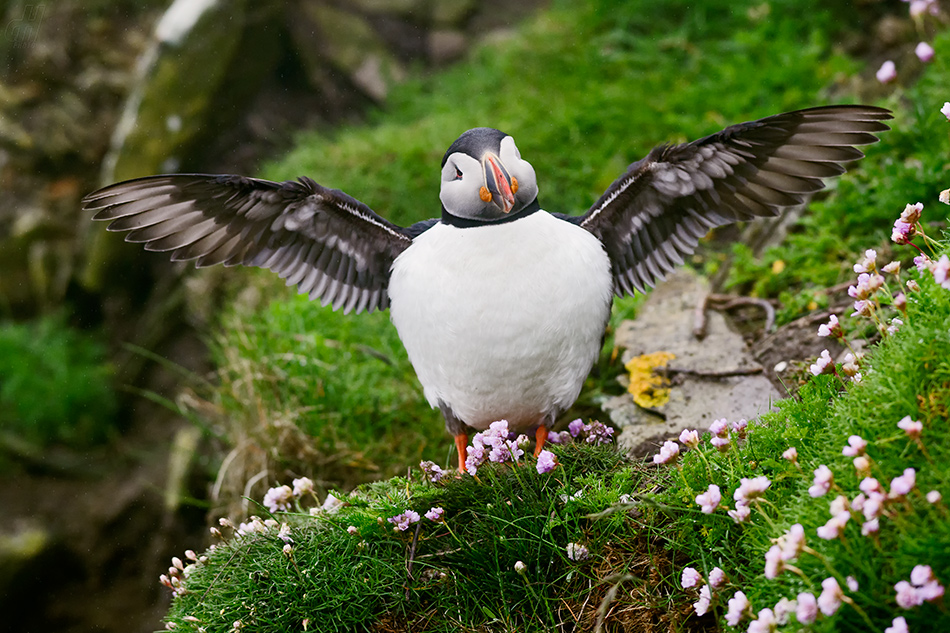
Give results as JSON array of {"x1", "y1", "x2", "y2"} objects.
[
  {"x1": 534, "y1": 426, "x2": 549, "y2": 457},
  {"x1": 455, "y1": 433, "x2": 468, "y2": 472}
]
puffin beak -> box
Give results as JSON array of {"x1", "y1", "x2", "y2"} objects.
[{"x1": 481, "y1": 153, "x2": 516, "y2": 213}]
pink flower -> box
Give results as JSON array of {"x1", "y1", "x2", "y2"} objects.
[
  {"x1": 263, "y1": 485, "x2": 293, "y2": 513},
  {"x1": 916, "y1": 41, "x2": 936, "y2": 62},
  {"x1": 566, "y1": 542, "x2": 589, "y2": 561},
  {"x1": 892, "y1": 219, "x2": 916, "y2": 245},
  {"x1": 568, "y1": 419, "x2": 585, "y2": 437},
  {"x1": 732, "y1": 418, "x2": 748, "y2": 439},
  {"x1": 653, "y1": 440, "x2": 680, "y2": 465},
  {"x1": 696, "y1": 484, "x2": 722, "y2": 514},
  {"x1": 709, "y1": 567, "x2": 726, "y2": 589},
  {"x1": 693, "y1": 585, "x2": 712, "y2": 616},
  {"x1": 424, "y1": 507, "x2": 444, "y2": 522},
  {"x1": 895, "y1": 580, "x2": 921, "y2": 608},
  {"x1": 709, "y1": 418, "x2": 729, "y2": 437},
  {"x1": 886, "y1": 616, "x2": 909, "y2": 633},
  {"x1": 420, "y1": 460, "x2": 447, "y2": 483},
  {"x1": 536, "y1": 449, "x2": 557, "y2": 474},
  {"x1": 854, "y1": 456, "x2": 871, "y2": 476},
  {"x1": 388, "y1": 510, "x2": 421, "y2": 531},
  {"x1": 781, "y1": 523, "x2": 805, "y2": 560},
  {"x1": 842, "y1": 435, "x2": 867, "y2": 457},
  {"x1": 734, "y1": 476, "x2": 771, "y2": 503},
  {"x1": 863, "y1": 492, "x2": 886, "y2": 521},
  {"x1": 910, "y1": 0, "x2": 940, "y2": 17},
  {"x1": 817, "y1": 314, "x2": 841, "y2": 337},
  {"x1": 860, "y1": 477, "x2": 883, "y2": 496},
  {"x1": 782, "y1": 446, "x2": 798, "y2": 463},
  {"x1": 808, "y1": 465, "x2": 834, "y2": 497},
  {"x1": 942, "y1": 102, "x2": 950, "y2": 121},
  {"x1": 846, "y1": 576, "x2": 859, "y2": 592},
  {"x1": 933, "y1": 255, "x2": 950, "y2": 289},
  {"x1": 583, "y1": 420, "x2": 615, "y2": 445},
  {"x1": 901, "y1": 202, "x2": 923, "y2": 224},
  {"x1": 829, "y1": 495, "x2": 849, "y2": 516},
  {"x1": 911, "y1": 565, "x2": 935, "y2": 586},
  {"x1": 347, "y1": 525, "x2": 358, "y2": 535},
  {"x1": 710, "y1": 435, "x2": 731, "y2": 452},
  {"x1": 728, "y1": 501, "x2": 751, "y2": 524},
  {"x1": 890, "y1": 468, "x2": 917, "y2": 497},
  {"x1": 681, "y1": 567, "x2": 702, "y2": 589},
  {"x1": 773, "y1": 598, "x2": 796, "y2": 626},
  {"x1": 764, "y1": 545, "x2": 785, "y2": 579},
  {"x1": 546, "y1": 430, "x2": 569, "y2": 444},
  {"x1": 898, "y1": 416, "x2": 923, "y2": 439},
  {"x1": 816, "y1": 512, "x2": 850, "y2": 540},
  {"x1": 747, "y1": 608, "x2": 776, "y2": 633},
  {"x1": 725, "y1": 590, "x2": 750, "y2": 626},
  {"x1": 796, "y1": 592, "x2": 818, "y2": 624},
  {"x1": 927, "y1": 490, "x2": 942, "y2": 504},
  {"x1": 818, "y1": 577, "x2": 844, "y2": 615},
  {"x1": 679, "y1": 428, "x2": 700, "y2": 448},
  {"x1": 853, "y1": 249, "x2": 877, "y2": 273},
  {"x1": 862, "y1": 518, "x2": 879, "y2": 535},
  {"x1": 883, "y1": 260, "x2": 901, "y2": 274},
  {"x1": 876, "y1": 60, "x2": 897, "y2": 84},
  {"x1": 809, "y1": 350, "x2": 834, "y2": 376}
]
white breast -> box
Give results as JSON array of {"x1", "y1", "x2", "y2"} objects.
[{"x1": 388, "y1": 211, "x2": 613, "y2": 432}]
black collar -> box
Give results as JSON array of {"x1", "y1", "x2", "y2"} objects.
[{"x1": 440, "y1": 198, "x2": 541, "y2": 228}]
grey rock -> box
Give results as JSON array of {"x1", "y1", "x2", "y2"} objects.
[{"x1": 605, "y1": 269, "x2": 781, "y2": 457}]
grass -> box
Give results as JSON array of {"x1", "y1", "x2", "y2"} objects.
[{"x1": 189, "y1": 0, "x2": 883, "y2": 502}]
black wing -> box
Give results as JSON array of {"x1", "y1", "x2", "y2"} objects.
[
  {"x1": 575, "y1": 105, "x2": 892, "y2": 296},
  {"x1": 84, "y1": 174, "x2": 423, "y2": 314}
]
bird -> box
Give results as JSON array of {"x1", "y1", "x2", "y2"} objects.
[{"x1": 84, "y1": 105, "x2": 891, "y2": 471}]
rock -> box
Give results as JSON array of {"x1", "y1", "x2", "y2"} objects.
[
  {"x1": 428, "y1": 29, "x2": 468, "y2": 65},
  {"x1": 604, "y1": 269, "x2": 781, "y2": 457}
]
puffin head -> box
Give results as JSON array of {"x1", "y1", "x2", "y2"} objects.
[{"x1": 439, "y1": 127, "x2": 539, "y2": 222}]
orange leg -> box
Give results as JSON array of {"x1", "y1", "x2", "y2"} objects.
[
  {"x1": 534, "y1": 426, "x2": 549, "y2": 457},
  {"x1": 455, "y1": 433, "x2": 469, "y2": 472}
]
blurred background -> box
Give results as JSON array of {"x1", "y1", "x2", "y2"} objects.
[{"x1": 0, "y1": 0, "x2": 942, "y2": 631}]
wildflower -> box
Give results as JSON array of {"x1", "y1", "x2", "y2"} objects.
[
  {"x1": 846, "y1": 576, "x2": 859, "y2": 592},
  {"x1": 536, "y1": 449, "x2": 557, "y2": 474},
  {"x1": 728, "y1": 501, "x2": 751, "y2": 524},
  {"x1": 725, "y1": 590, "x2": 750, "y2": 626},
  {"x1": 748, "y1": 608, "x2": 776, "y2": 633},
  {"x1": 900, "y1": 201, "x2": 923, "y2": 224},
  {"x1": 829, "y1": 495, "x2": 849, "y2": 516},
  {"x1": 808, "y1": 465, "x2": 833, "y2": 497},
  {"x1": 887, "y1": 317, "x2": 903, "y2": 336},
  {"x1": 897, "y1": 416, "x2": 923, "y2": 439},
  {"x1": 914, "y1": 254, "x2": 932, "y2": 273},
  {"x1": 893, "y1": 292, "x2": 907, "y2": 312},
  {"x1": 817, "y1": 314, "x2": 841, "y2": 337},
  {"x1": 907, "y1": 278, "x2": 920, "y2": 292},
  {"x1": 679, "y1": 428, "x2": 700, "y2": 448},
  {"x1": 710, "y1": 435, "x2": 731, "y2": 451},
  {"x1": 584, "y1": 421, "x2": 615, "y2": 445},
  {"x1": 876, "y1": 60, "x2": 897, "y2": 83},
  {"x1": 282, "y1": 543, "x2": 293, "y2": 556},
  {"x1": 681, "y1": 567, "x2": 703, "y2": 589},
  {"x1": 263, "y1": 485, "x2": 293, "y2": 513},
  {"x1": 277, "y1": 523, "x2": 292, "y2": 542},
  {"x1": 420, "y1": 460, "x2": 447, "y2": 483},
  {"x1": 886, "y1": 616, "x2": 909, "y2": 633},
  {"x1": 321, "y1": 492, "x2": 344, "y2": 514},
  {"x1": 853, "y1": 249, "x2": 877, "y2": 274},
  {"x1": 388, "y1": 510, "x2": 420, "y2": 532},
  {"x1": 515, "y1": 434, "x2": 530, "y2": 450},
  {"x1": 568, "y1": 419, "x2": 585, "y2": 437},
  {"x1": 425, "y1": 507, "x2": 445, "y2": 522},
  {"x1": 890, "y1": 468, "x2": 917, "y2": 497},
  {"x1": 781, "y1": 524, "x2": 805, "y2": 560},
  {"x1": 782, "y1": 446, "x2": 798, "y2": 464},
  {"x1": 696, "y1": 484, "x2": 722, "y2": 514},
  {"x1": 709, "y1": 567, "x2": 726, "y2": 589},
  {"x1": 546, "y1": 430, "x2": 568, "y2": 444},
  {"x1": 796, "y1": 592, "x2": 818, "y2": 624},
  {"x1": 693, "y1": 584, "x2": 712, "y2": 616},
  {"x1": 941, "y1": 188, "x2": 950, "y2": 204},
  {"x1": 465, "y1": 443, "x2": 486, "y2": 474},
  {"x1": 842, "y1": 435, "x2": 867, "y2": 457},
  {"x1": 816, "y1": 512, "x2": 850, "y2": 540},
  {"x1": 734, "y1": 476, "x2": 771, "y2": 503},
  {"x1": 860, "y1": 476, "x2": 883, "y2": 496},
  {"x1": 862, "y1": 519, "x2": 879, "y2": 535},
  {"x1": 292, "y1": 477, "x2": 314, "y2": 497},
  {"x1": 851, "y1": 299, "x2": 872, "y2": 318},
  {"x1": 852, "y1": 492, "x2": 866, "y2": 512},
  {"x1": 652, "y1": 440, "x2": 680, "y2": 465},
  {"x1": 917, "y1": 42, "x2": 936, "y2": 62},
  {"x1": 892, "y1": 220, "x2": 916, "y2": 245},
  {"x1": 566, "y1": 542, "x2": 589, "y2": 562},
  {"x1": 910, "y1": 0, "x2": 940, "y2": 18},
  {"x1": 933, "y1": 254, "x2": 950, "y2": 289},
  {"x1": 908, "y1": 566, "x2": 945, "y2": 602},
  {"x1": 943, "y1": 102, "x2": 950, "y2": 120},
  {"x1": 863, "y1": 492, "x2": 886, "y2": 521},
  {"x1": 927, "y1": 490, "x2": 942, "y2": 504},
  {"x1": 817, "y1": 577, "x2": 844, "y2": 616},
  {"x1": 514, "y1": 560, "x2": 527, "y2": 574},
  {"x1": 709, "y1": 418, "x2": 729, "y2": 437},
  {"x1": 764, "y1": 545, "x2": 785, "y2": 579},
  {"x1": 895, "y1": 580, "x2": 921, "y2": 608},
  {"x1": 918, "y1": 580, "x2": 945, "y2": 603},
  {"x1": 347, "y1": 525, "x2": 358, "y2": 535},
  {"x1": 732, "y1": 419, "x2": 748, "y2": 439},
  {"x1": 911, "y1": 565, "x2": 935, "y2": 586},
  {"x1": 773, "y1": 598, "x2": 796, "y2": 625},
  {"x1": 882, "y1": 260, "x2": 901, "y2": 274},
  {"x1": 809, "y1": 350, "x2": 834, "y2": 376}
]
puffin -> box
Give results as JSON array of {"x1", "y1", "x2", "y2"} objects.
[{"x1": 84, "y1": 105, "x2": 891, "y2": 471}]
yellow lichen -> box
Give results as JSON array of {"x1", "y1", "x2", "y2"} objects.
[{"x1": 624, "y1": 351, "x2": 676, "y2": 408}]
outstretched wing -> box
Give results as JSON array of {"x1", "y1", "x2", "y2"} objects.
[
  {"x1": 84, "y1": 174, "x2": 422, "y2": 314},
  {"x1": 575, "y1": 105, "x2": 892, "y2": 296}
]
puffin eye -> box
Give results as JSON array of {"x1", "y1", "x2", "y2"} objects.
[{"x1": 454, "y1": 168, "x2": 463, "y2": 180}]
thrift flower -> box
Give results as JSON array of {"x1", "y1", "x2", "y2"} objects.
[
  {"x1": 943, "y1": 102, "x2": 950, "y2": 120},
  {"x1": 568, "y1": 419, "x2": 585, "y2": 437},
  {"x1": 892, "y1": 219, "x2": 916, "y2": 245},
  {"x1": 693, "y1": 584, "x2": 712, "y2": 616},
  {"x1": 773, "y1": 598, "x2": 796, "y2": 626},
  {"x1": 653, "y1": 440, "x2": 680, "y2": 465},
  {"x1": 781, "y1": 446, "x2": 798, "y2": 464},
  {"x1": 911, "y1": 565, "x2": 935, "y2": 586},
  {"x1": 728, "y1": 501, "x2": 751, "y2": 524},
  {"x1": 829, "y1": 495, "x2": 849, "y2": 516},
  {"x1": 927, "y1": 490, "x2": 942, "y2": 504},
  {"x1": 914, "y1": 254, "x2": 932, "y2": 273},
  {"x1": 853, "y1": 249, "x2": 877, "y2": 274},
  {"x1": 709, "y1": 567, "x2": 726, "y2": 589},
  {"x1": 388, "y1": 510, "x2": 421, "y2": 532},
  {"x1": 796, "y1": 592, "x2": 818, "y2": 624},
  {"x1": 934, "y1": 254, "x2": 950, "y2": 289},
  {"x1": 725, "y1": 590, "x2": 750, "y2": 626},
  {"x1": 679, "y1": 428, "x2": 700, "y2": 448},
  {"x1": 890, "y1": 468, "x2": 917, "y2": 497},
  {"x1": 808, "y1": 465, "x2": 834, "y2": 498},
  {"x1": 817, "y1": 577, "x2": 844, "y2": 616},
  {"x1": 546, "y1": 430, "x2": 568, "y2": 444},
  {"x1": 882, "y1": 260, "x2": 901, "y2": 274},
  {"x1": 709, "y1": 418, "x2": 729, "y2": 437},
  {"x1": 292, "y1": 477, "x2": 314, "y2": 496},
  {"x1": 566, "y1": 542, "x2": 589, "y2": 562},
  {"x1": 846, "y1": 576, "x2": 859, "y2": 592},
  {"x1": 886, "y1": 617, "x2": 909, "y2": 633},
  {"x1": 732, "y1": 418, "x2": 748, "y2": 439},
  {"x1": 916, "y1": 41, "x2": 936, "y2": 62},
  {"x1": 263, "y1": 485, "x2": 293, "y2": 513},
  {"x1": 696, "y1": 484, "x2": 722, "y2": 514},
  {"x1": 781, "y1": 523, "x2": 805, "y2": 560},
  {"x1": 842, "y1": 435, "x2": 867, "y2": 457},
  {"x1": 893, "y1": 292, "x2": 907, "y2": 311},
  {"x1": 876, "y1": 60, "x2": 897, "y2": 83},
  {"x1": 425, "y1": 507, "x2": 444, "y2": 522},
  {"x1": 817, "y1": 314, "x2": 841, "y2": 337},
  {"x1": 764, "y1": 545, "x2": 786, "y2": 579},
  {"x1": 514, "y1": 560, "x2": 527, "y2": 574},
  {"x1": 816, "y1": 512, "x2": 850, "y2": 540},
  {"x1": 895, "y1": 580, "x2": 921, "y2": 608},
  {"x1": 734, "y1": 476, "x2": 771, "y2": 503},
  {"x1": 710, "y1": 435, "x2": 731, "y2": 451},
  {"x1": 942, "y1": 188, "x2": 950, "y2": 204},
  {"x1": 809, "y1": 350, "x2": 834, "y2": 376},
  {"x1": 584, "y1": 421, "x2": 615, "y2": 445},
  {"x1": 897, "y1": 416, "x2": 923, "y2": 439},
  {"x1": 420, "y1": 460, "x2": 447, "y2": 483},
  {"x1": 862, "y1": 519, "x2": 880, "y2": 536},
  {"x1": 681, "y1": 567, "x2": 702, "y2": 589},
  {"x1": 347, "y1": 525, "x2": 358, "y2": 535},
  {"x1": 863, "y1": 492, "x2": 886, "y2": 521},
  {"x1": 536, "y1": 449, "x2": 557, "y2": 474},
  {"x1": 747, "y1": 608, "x2": 776, "y2": 633}
]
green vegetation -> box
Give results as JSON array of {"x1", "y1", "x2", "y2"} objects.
[{"x1": 0, "y1": 314, "x2": 117, "y2": 448}]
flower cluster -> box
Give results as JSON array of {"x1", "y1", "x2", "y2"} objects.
[
  {"x1": 680, "y1": 565, "x2": 727, "y2": 617},
  {"x1": 387, "y1": 510, "x2": 421, "y2": 532},
  {"x1": 877, "y1": 3, "x2": 939, "y2": 84},
  {"x1": 894, "y1": 565, "x2": 945, "y2": 608},
  {"x1": 464, "y1": 420, "x2": 526, "y2": 475},
  {"x1": 159, "y1": 549, "x2": 207, "y2": 596},
  {"x1": 419, "y1": 460, "x2": 448, "y2": 483},
  {"x1": 261, "y1": 477, "x2": 319, "y2": 514},
  {"x1": 567, "y1": 418, "x2": 615, "y2": 444}
]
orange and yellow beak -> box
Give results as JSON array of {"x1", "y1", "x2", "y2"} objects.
[{"x1": 479, "y1": 153, "x2": 517, "y2": 213}]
